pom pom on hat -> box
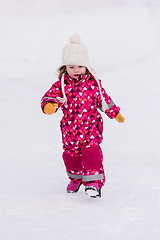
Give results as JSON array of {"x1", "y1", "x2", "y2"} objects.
[{"x1": 69, "y1": 34, "x2": 81, "y2": 44}]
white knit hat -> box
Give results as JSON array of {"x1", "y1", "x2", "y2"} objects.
[
  {"x1": 58, "y1": 34, "x2": 108, "y2": 112},
  {"x1": 60, "y1": 34, "x2": 90, "y2": 68}
]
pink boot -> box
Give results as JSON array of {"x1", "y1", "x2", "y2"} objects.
[
  {"x1": 67, "y1": 180, "x2": 82, "y2": 193},
  {"x1": 85, "y1": 183, "x2": 101, "y2": 198}
]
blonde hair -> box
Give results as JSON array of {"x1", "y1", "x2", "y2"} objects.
[
  {"x1": 57, "y1": 65, "x2": 90, "y2": 79},
  {"x1": 57, "y1": 66, "x2": 67, "y2": 78}
]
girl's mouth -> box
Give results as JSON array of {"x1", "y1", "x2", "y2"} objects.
[{"x1": 74, "y1": 74, "x2": 80, "y2": 78}]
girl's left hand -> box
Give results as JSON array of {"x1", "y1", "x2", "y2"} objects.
[{"x1": 115, "y1": 112, "x2": 125, "y2": 123}]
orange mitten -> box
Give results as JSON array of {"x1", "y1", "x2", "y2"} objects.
[
  {"x1": 115, "y1": 112, "x2": 125, "y2": 123},
  {"x1": 43, "y1": 103, "x2": 58, "y2": 115}
]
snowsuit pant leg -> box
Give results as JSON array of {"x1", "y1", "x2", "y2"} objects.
[
  {"x1": 82, "y1": 145, "x2": 105, "y2": 188},
  {"x1": 62, "y1": 151, "x2": 83, "y2": 181}
]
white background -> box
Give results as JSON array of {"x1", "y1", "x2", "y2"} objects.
[{"x1": 0, "y1": 0, "x2": 160, "y2": 239}]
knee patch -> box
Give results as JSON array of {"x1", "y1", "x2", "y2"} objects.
[
  {"x1": 82, "y1": 145, "x2": 103, "y2": 171},
  {"x1": 62, "y1": 151, "x2": 82, "y2": 171}
]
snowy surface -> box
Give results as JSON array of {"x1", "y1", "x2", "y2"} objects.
[{"x1": 0, "y1": 0, "x2": 160, "y2": 239}]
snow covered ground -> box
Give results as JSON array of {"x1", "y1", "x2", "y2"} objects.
[{"x1": 0, "y1": 0, "x2": 160, "y2": 239}]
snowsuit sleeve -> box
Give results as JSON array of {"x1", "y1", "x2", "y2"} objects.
[
  {"x1": 41, "y1": 80, "x2": 62, "y2": 114},
  {"x1": 97, "y1": 80, "x2": 120, "y2": 119}
]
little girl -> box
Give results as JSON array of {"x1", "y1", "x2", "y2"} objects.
[{"x1": 41, "y1": 34, "x2": 125, "y2": 198}]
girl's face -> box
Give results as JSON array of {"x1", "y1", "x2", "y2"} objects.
[{"x1": 66, "y1": 65, "x2": 86, "y2": 79}]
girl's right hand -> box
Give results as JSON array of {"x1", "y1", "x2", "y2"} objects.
[{"x1": 43, "y1": 103, "x2": 58, "y2": 115}]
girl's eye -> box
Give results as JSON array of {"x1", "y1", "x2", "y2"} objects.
[{"x1": 79, "y1": 66, "x2": 83, "y2": 68}]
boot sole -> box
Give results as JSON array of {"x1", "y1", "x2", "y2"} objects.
[{"x1": 85, "y1": 186, "x2": 101, "y2": 198}]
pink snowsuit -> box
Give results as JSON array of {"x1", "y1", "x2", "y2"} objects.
[{"x1": 41, "y1": 73, "x2": 120, "y2": 187}]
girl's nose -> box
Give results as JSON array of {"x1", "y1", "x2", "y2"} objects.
[{"x1": 75, "y1": 67, "x2": 79, "y2": 72}]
